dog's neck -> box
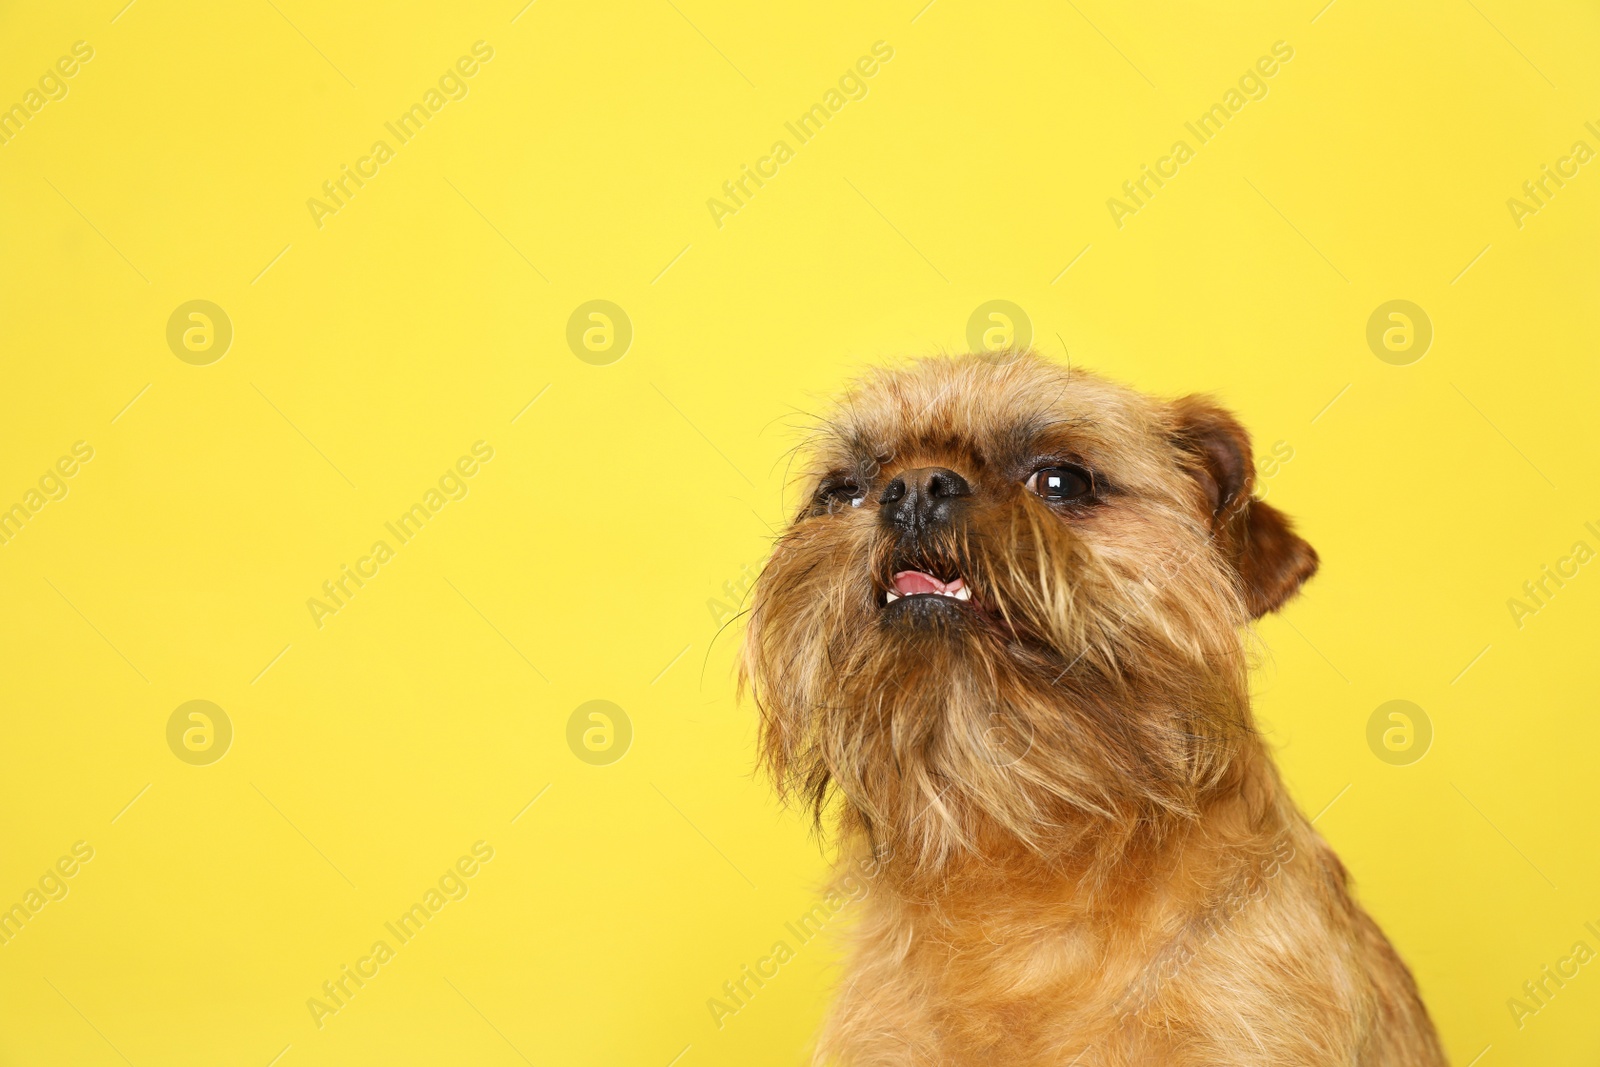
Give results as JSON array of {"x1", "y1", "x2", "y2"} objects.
[{"x1": 852, "y1": 732, "x2": 1294, "y2": 925}]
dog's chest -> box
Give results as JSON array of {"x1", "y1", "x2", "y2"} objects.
[{"x1": 852, "y1": 890, "x2": 1164, "y2": 1058}]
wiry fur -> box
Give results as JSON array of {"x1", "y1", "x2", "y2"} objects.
[{"x1": 741, "y1": 353, "x2": 1444, "y2": 1066}]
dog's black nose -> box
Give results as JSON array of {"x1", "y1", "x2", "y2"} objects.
[{"x1": 879, "y1": 467, "x2": 970, "y2": 530}]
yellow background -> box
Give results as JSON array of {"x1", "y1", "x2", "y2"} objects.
[{"x1": 2, "y1": 1, "x2": 1597, "y2": 1064}]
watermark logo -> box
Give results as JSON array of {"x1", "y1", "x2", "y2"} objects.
[
  {"x1": 1508, "y1": 920, "x2": 1600, "y2": 1030},
  {"x1": 167, "y1": 300, "x2": 233, "y2": 365},
  {"x1": 1110, "y1": 833, "x2": 1295, "y2": 1026},
  {"x1": 1365, "y1": 300, "x2": 1431, "y2": 366},
  {"x1": 707, "y1": 561, "x2": 760, "y2": 628},
  {"x1": 307, "y1": 441, "x2": 494, "y2": 630},
  {"x1": 0, "y1": 441, "x2": 94, "y2": 548},
  {"x1": 966, "y1": 300, "x2": 1032, "y2": 356},
  {"x1": 1506, "y1": 122, "x2": 1599, "y2": 230},
  {"x1": 0, "y1": 841, "x2": 94, "y2": 948},
  {"x1": 974, "y1": 707, "x2": 1036, "y2": 768},
  {"x1": 1507, "y1": 525, "x2": 1597, "y2": 629},
  {"x1": 167, "y1": 700, "x2": 233, "y2": 766},
  {"x1": 707, "y1": 847, "x2": 890, "y2": 1029},
  {"x1": 566, "y1": 300, "x2": 632, "y2": 366},
  {"x1": 306, "y1": 42, "x2": 495, "y2": 230},
  {"x1": 1365, "y1": 700, "x2": 1431, "y2": 766},
  {"x1": 705, "y1": 41, "x2": 895, "y2": 230},
  {"x1": 566, "y1": 700, "x2": 632, "y2": 766},
  {"x1": 1254, "y1": 440, "x2": 1294, "y2": 501},
  {"x1": 0, "y1": 40, "x2": 94, "y2": 148},
  {"x1": 1106, "y1": 41, "x2": 1294, "y2": 229},
  {"x1": 307, "y1": 841, "x2": 495, "y2": 1029}
]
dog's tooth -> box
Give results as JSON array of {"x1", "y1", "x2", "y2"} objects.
[
  {"x1": 885, "y1": 592, "x2": 900, "y2": 604},
  {"x1": 953, "y1": 586, "x2": 971, "y2": 601}
]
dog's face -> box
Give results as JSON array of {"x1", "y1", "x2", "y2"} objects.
[{"x1": 742, "y1": 354, "x2": 1318, "y2": 869}]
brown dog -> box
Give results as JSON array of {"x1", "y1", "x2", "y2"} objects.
[{"x1": 742, "y1": 353, "x2": 1445, "y2": 1066}]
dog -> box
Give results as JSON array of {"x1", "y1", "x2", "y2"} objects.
[{"x1": 741, "y1": 352, "x2": 1445, "y2": 1066}]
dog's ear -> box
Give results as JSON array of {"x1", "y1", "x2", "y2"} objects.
[{"x1": 1170, "y1": 396, "x2": 1318, "y2": 617}]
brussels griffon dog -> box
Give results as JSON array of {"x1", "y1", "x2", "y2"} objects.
[{"x1": 741, "y1": 353, "x2": 1444, "y2": 1066}]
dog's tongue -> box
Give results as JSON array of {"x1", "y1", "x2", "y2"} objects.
[{"x1": 893, "y1": 570, "x2": 964, "y2": 596}]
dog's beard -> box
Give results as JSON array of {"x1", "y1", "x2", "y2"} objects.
[{"x1": 744, "y1": 502, "x2": 1253, "y2": 874}]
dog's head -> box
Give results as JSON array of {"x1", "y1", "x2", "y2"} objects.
[{"x1": 741, "y1": 353, "x2": 1317, "y2": 869}]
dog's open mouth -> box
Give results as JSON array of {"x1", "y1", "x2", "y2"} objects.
[{"x1": 884, "y1": 569, "x2": 971, "y2": 605}]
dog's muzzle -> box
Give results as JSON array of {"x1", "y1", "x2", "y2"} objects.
[{"x1": 878, "y1": 466, "x2": 970, "y2": 534}]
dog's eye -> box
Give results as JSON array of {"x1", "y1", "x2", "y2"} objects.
[
  {"x1": 1027, "y1": 465, "x2": 1094, "y2": 502},
  {"x1": 816, "y1": 481, "x2": 866, "y2": 512}
]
